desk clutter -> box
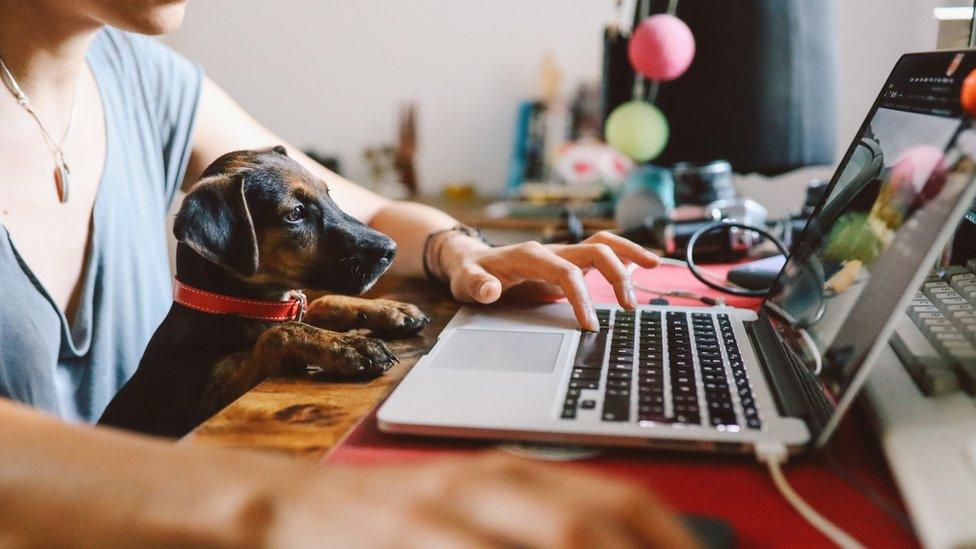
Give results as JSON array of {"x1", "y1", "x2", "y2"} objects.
[{"x1": 463, "y1": 0, "x2": 837, "y2": 273}]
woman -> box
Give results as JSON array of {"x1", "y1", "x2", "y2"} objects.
[{"x1": 0, "y1": 0, "x2": 690, "y2": 546}]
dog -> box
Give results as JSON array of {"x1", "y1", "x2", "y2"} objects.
[{"x1": 98, "y1": 146, "x2": 428, "y2": 438}]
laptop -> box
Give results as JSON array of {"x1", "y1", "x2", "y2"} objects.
[{"x1": 379, "y1": 50, "x2": 976, "y2": 454}]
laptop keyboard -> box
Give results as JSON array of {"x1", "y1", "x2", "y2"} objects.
[{"x1": 560, "y1": 308, "x2": 762, "y2": 430}]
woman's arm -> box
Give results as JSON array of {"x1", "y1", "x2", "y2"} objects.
[
  {"x1": 0, "y1": 398, "x2": 694, "y2": 547},
  {"x1": 188, "y1": 78, "x2": 659, "y2": 331},
  {"x1": 0, "y1": 398, "x2": 293, "y2": 546}
]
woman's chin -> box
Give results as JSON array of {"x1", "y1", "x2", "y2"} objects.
[{"x1": 94, "y1": 0, "x2": 188, "y2": 36}]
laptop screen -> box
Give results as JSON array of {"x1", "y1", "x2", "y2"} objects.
[{"x1": 763, "y1": 51, "x2": 976, "y2": 440}]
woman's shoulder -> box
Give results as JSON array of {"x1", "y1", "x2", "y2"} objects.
[{"x1": 86, "y1": 27, "x2": 204, "y2": 207}]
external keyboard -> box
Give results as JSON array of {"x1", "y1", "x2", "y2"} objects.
[
  {"x1": 560, "y1": 308, "x2": 761, "y2": 430},
  {"x1": 892, "y1": 261, "x2": 976, "y2": 396}
]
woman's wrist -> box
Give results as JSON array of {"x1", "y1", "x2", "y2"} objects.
[
  {"x1": 437, "y1": 233, "x2": 491, "y2": 282},
  {"x1": 422, "y1": 226, "x2": 490, "y2": 284}
]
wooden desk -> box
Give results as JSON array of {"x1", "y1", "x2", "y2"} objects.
[{"x1": 186, "y1": 276, "x2": 457, "y2": 458}]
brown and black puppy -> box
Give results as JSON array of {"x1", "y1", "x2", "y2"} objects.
[{"x1": 99, "y1": 146, "x2": 427, "y2": 438}]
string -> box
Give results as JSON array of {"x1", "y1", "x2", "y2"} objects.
[
  {"x1": 636, "y1": 0, "x2": 681, "y2": 105},
  {"x1": 0, "y1": 57, "x2": 78, "y2": 160},
  {"x1": 631, "y1": 0, "x2": 651, "y2": 100}
]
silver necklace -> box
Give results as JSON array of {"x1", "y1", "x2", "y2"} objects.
[{"x1": 0, "y1": 55, "x2": 78, "y2": 204}]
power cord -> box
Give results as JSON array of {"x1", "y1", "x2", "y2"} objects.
[
  {"x1": 755, "y1": 443, "x2": 864, "y2": 548},
  {"x1": 633, "y1": 283, "x2": 726, "y2": 306},
  {"x1": 686, "y1": 220, "x2": 791, "y2": 297}
]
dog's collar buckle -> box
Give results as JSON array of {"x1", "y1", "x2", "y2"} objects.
[{"x1": 291, "y1": 290, "x2": 308, "y2": 323}]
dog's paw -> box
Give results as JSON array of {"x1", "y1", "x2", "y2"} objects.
[
  {"x1": 305, "y1": 296, "x2": 429, "y2": 339},
  {"x1": 358, "y1": 299, "x2": 430, "y2": 339},
  {"x1": 308, "y1": 334, "x2": 398, "y2": 379}
]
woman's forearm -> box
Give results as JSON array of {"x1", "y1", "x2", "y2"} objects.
[
  {"x1": 0, "y1": 399, "x2": 695, "y2": 548},
  {"x1": 368, "y1": 201, "x2": 486, "y2": 277},
  {"x1": 0, "y1": 399, "x2": 305, "y2": 547}
]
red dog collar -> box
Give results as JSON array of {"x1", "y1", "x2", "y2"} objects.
[{"x1": 173, "y1": 281, "x2": 307, "y2": 322}]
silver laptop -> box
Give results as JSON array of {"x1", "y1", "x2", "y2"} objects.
[{"x1": 380, "y1": 51, "x2": 976, "y2": 454}]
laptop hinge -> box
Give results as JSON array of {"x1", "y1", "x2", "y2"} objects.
[{"x1": 744, "y1": 314, "x2": 815, "y2": 423}]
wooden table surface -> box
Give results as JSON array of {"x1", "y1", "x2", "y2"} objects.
[{"x1": 185, "y1": 276, "x2": 458, "y2": 458}]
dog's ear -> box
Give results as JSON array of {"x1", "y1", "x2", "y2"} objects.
[
  {"x1": 271, "y1": 145, "x2": 288, "y2": 156},
  {"x1": 174, "y1": 174, "x2": 259, "y2": 277}
]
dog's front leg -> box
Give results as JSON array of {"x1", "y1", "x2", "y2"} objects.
[
  {"x1": 304, "y1": 295, "x2": 429, "y2": 338},
  {"x1": 203, "y1": 321, "x2": 398, "y2": 415}
]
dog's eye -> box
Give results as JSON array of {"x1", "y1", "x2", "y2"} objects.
[{"x1": 284, "y1": 205, "x2": 306, "y2": 223}]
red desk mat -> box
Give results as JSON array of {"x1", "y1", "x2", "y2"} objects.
[{"x1": 324, "y1": 265, "x2": 917, "y2": 548}]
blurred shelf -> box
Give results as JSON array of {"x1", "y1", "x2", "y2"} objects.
[{"x1": 416, "y1": 196, "x2": 617, "y2": 245}]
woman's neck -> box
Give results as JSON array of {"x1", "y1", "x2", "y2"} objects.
[{"x1": 0, "y1": 0, "x2": 101, "y2": 115}]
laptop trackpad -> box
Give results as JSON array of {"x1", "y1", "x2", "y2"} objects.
[{"x1": 431, "y1": 328, "x2": 564, "y2": 373}]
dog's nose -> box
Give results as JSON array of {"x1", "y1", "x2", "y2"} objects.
[{"x1": 369, "y1": 242, "x2": 397, "y2": 266}]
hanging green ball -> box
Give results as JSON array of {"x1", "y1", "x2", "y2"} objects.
[{"x1": 605, "y1": 100, "x2": 669, "y2": 162}]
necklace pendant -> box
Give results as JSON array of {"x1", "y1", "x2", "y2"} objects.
[{"x1": 54, "y1": 161, "x2": 70, "y2": 204}]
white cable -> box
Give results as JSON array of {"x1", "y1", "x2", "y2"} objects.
[
  {"x1": 798, "y1": 327, "x2": 824, "y2": 375},
  {"x1": 656, "y1": 257, "x2": 688, "y2": 268},
  {"x1": 756, "y1": 444, "x2": 863, "y2": 549},
  {"x1": 651, "y1": 257, "x2": 728, "y2": 283}
]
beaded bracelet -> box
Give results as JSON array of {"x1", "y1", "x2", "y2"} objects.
[{"x1": 422, "y1": 225, "x2": 487, "y2": 284}]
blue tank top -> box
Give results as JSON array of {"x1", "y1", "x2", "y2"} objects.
[{"x1": 0, "y1": 28, "x2": 202, "y2": 422}]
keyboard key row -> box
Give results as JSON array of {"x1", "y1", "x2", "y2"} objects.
[
  {"x1": 668, "y1": 312, "x2": 701, "y2": 425},
  {"x1": 719, "y1": 314, "x2": 761, "y2": 429}
]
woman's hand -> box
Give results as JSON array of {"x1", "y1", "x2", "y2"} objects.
[
  {"x1": 439, "y1": 231, "x2": 660, "y2": 331},
  {"x1": 278, "y1": 454, "x2": 697, "y2": 548}
]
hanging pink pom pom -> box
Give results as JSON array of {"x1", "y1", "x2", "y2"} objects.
[{"x1": 628, "y1": 14, "x2": 695, "y2": 81}]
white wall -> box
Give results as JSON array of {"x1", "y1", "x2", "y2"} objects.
[
  {"x1": 165, "y1": 0, "x2": 950, "y2": 197},
  {"x1": 835, "y1": 0, "x2": 943, "y2": 158},
  {"x1": 166, "y1": 0, "x2": 609, "y2": 193}
]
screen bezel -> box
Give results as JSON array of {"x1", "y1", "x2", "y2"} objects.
[{"x1": 755, "y1": 50, "x2": 976, "y2": 448}]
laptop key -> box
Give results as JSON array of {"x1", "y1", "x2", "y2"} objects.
[
  {"x1": 571, "y1": 368, "x2": 601, "y2": 380},
  {"x1": 574, "y1": 331, "x2": 607, "y2": 369},
  {"x1": 602, "y1": 397, "x2": 630, "y2": 421},
  {"x1": 607, "y1": 378, "x2": 631, "y2": 389},
  {"x1": 710, "y1": 415, "x2": 737, "y2": 427}
]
